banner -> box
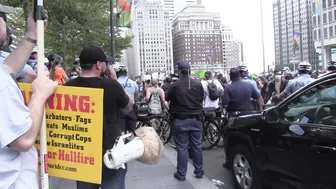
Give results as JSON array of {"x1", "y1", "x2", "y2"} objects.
[
  {"x1": 316, "y1": 0, "x2": 321, "y2": 15},
  {"x1": 19, "y1": 83, "x2": 104, "y2": 184},
  {"x1": 293, "y1": 32, "x2": 300, "y2": 49},
  {"x1": 116, "y1": 0, "x2": 133, "y2": 28}
]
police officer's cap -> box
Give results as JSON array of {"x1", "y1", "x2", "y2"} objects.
[
  {"x1": 176, "y1": 61, "x2": 190, "y2": 70},
  {"x1": 229, "y1": 68, "x2": 240, "y2": 78}
]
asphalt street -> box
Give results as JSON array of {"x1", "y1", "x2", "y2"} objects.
[
  {"x1": 201, "y1": 147, "x2": 234, "y2": 189},
  {"x1": 201, "y1": 146, "x2": 274, "y2": 189}
]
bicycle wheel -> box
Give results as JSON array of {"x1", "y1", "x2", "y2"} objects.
[
  {"x1": 167, "y1": 135, "x2": 176, "y2": 148},
  {"x1": 157, "y1": 118, "x2": 173, "y2": 145},
  {"x1": 202, "y1": 120, "x2": 221, "y2": 150}
]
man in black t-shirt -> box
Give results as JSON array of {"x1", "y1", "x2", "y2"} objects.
[{"x1": 64, "y1": 45, "x2": 133, "y2": 189}]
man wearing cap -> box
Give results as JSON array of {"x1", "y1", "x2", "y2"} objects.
[
  {"x1": 0, "y1": 8, "x2": 58, "y2": 189},
  {"x1": 116, "y1": 66, "x2": 139, "y2": 133},
  {"x1": 64, "y1": 45, "x2": 133, "y2": 189},
  {"x1": 166, "y1": 61, "x2": 204, "y2": 181},
  {"x1": 223, "y1": 68, "x2": 263, "y2": 113},
  {"x1": 27, "y1": 49, "x2": 49, "y2": 75}
]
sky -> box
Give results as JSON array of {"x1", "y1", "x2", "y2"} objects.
[{"x1": 201, "y1": 0, "x2": 276, "y2": 73}]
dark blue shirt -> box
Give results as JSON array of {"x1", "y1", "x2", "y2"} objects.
[
  {"x1": 222, "y1": 79, "x2": 260, "y2": 111},
  {"x1": 166, "y1": 76, "x2": 204, "y2": 116}
]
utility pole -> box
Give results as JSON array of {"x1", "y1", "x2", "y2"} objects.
[
  {"x1": 319, "y1": 9, "x2": 325, "y2": 70},
  {"x1": 260, "y1": 0, "x2": 266, "y2": 73},
  {"x1": 299, "y1": 20, "x2": 303, "y2": 62},
  {"x1": 110, "y1": 0, "x2": 116, "y2": 64}
]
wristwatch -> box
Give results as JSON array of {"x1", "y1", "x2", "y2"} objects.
[{"x1": 24, "y1": 36, "x2": 37, "y2": 44}]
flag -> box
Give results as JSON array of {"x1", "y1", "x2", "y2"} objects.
[
  {"x1": 116, "y1": 0, "x2": 132, "y2": 28},
  {"x1": 293, "y1": 32, "x2": 300, "y2": 49},
  {"x1": 316, "y1": 0, "x2": 321, "y2": 15}
]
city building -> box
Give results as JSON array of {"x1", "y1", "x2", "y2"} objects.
[
  {"x1": 273, "y1": 0, "x2": 318, "y2": 69},
  {"x1": 163, "y1": 0, "x2": 175, "y2": 20},
  {"x1": 174, "y1": 0, "x2": 202, "y2": 15},
  {"x1": 172, "y1": 5, "x2": 223, "y2": 74},
  {"x1": 126, "y1": 0, "x2": 174, "y2": 77},
  {"x1": 220, "y1": 24, "x2": 244, "y2": 74},
  {"x1": 234, "y1": 39, "x2": 244, "y2": 66},
  {"x1": 311, "y1": 0, "x2": 336, "y2": 68}
]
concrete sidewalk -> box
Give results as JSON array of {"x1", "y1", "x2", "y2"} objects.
[{"x1": 50, "y1": 146, "x2": 218, "y2": 189}]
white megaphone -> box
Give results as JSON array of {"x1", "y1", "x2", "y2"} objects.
[{"x1": 103, "y1": 133, "x2": 145, "y2": 170}]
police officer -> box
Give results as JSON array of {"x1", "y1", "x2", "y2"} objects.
[
  {"x1": 278, "y1": 61, "x2": 315, "y2": 99},
  {"x1": 166, "y1": 61, "x2": 204, "y2": 181},
  {"x1": 222, "y1": 68, "x2": 263, "y2": 114},
  {"x1": 237, "y1": 65, "x2": 259, "y2": 110},
  {"x1": 319, "y1": 61, "x2": 336, "y2": 78},
  {"x1": 116, "y1": 66, "x2": 139, "y2": 133}
]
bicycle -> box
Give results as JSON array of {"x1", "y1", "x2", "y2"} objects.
[
  {"x1": 201, "y1": 108, "x2": 222, "y2": 150},
  {"x1": 135, "y1": 107, "x2": 172, "y2": 145}
]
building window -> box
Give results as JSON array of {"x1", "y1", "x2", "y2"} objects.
[
  {"x1": 324, "y1": 28, "x2": 328, "y2": 38},
  {"x1": 329, "y1": 11, "x2": 333, "y2": 22},
  {"x1": 314, "y1": 30, "x2": 318, "y2": 40},
  {"x1": 312, "y1": 2, "x2": 316, "y2": 13},
  {"x1": 318, "y1": 29, "x2": 321, "y2": 40},
  {"x1": 328, "y1": 0, "x2": 332, "y2": 7},
  {"x1": 329, "y1": 26, "x2": 333, "y2": 37},
  {"x1": 323, "y1": 0, "x2": 327, "y2": 8},
  {"x1": 323, "y1": 13, "x2": 327, "y2": 23}
]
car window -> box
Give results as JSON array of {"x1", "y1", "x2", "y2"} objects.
[{"x1": 280, "y1": 80, "x2": 336, "y2": 125}]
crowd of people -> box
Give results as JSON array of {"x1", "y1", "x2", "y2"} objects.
[{"x1": 1, "y1": 4, "x2": 335, "y2": 189}]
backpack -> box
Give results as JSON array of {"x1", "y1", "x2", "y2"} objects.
[
  {"x1": 206, "y1": 80, "x2": 220, "y2": 101},
  {"x1": 148, "y1": 89, "x2": 162, "y2": 115}
]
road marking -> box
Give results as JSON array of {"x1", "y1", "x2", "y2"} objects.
[{"x1": 164, "y1": 146, "x2": 219, "y2": 189}]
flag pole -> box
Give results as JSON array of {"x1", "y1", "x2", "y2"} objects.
[
  {"x1": 319, "y1": 1, "x2": 325, "y2": 70},
  {"x1": 35, "y1": 0, "x2": 49, "y2": 188},
  {"x1": 110, "y1": 0, "x2": 116, "y2": 64},
  {"x1": 260, "y1": 0, "x2": 266, "y2": 73}
]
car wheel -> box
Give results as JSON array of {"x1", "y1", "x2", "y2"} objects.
[{"x1": 230, "y1": 145, "x2": 262, "y2": 189}]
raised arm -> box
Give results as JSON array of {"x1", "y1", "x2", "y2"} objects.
[{"x1": 4, "y1": 12, "x2": 37, "y2": 75}]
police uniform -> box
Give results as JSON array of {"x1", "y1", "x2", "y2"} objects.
[
  {"x1": 284, "y1": 74, "x2": 315, "y2": 94},
  {"x1": 238, "y1": 66, "x2": 260, "y2": 110},
  {"x1": 166, "y1": 61, "x2": 204, "y2": 180},
  {"x1": 222, "y1": 68, "x2": 260, "y2": 114}
]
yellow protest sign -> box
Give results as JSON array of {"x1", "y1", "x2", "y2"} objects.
[{"x1": 19, "y1": 83, "x2": 103, "y2": 184}]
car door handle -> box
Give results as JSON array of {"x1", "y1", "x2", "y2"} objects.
[
  {"x1": 311, "y1": 128, "x2": 324, "y2": 132},
  {"x1": 312, "y1": 145, "x2": 336, "y2": 151}
]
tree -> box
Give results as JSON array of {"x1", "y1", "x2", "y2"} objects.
[{"x1": 1, "y1": 0, "x2": 133, "y2": 70}]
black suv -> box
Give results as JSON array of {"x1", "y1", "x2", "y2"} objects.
[{"x1": 223, "y1": 72, "x2": 336, "y2": 189}]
